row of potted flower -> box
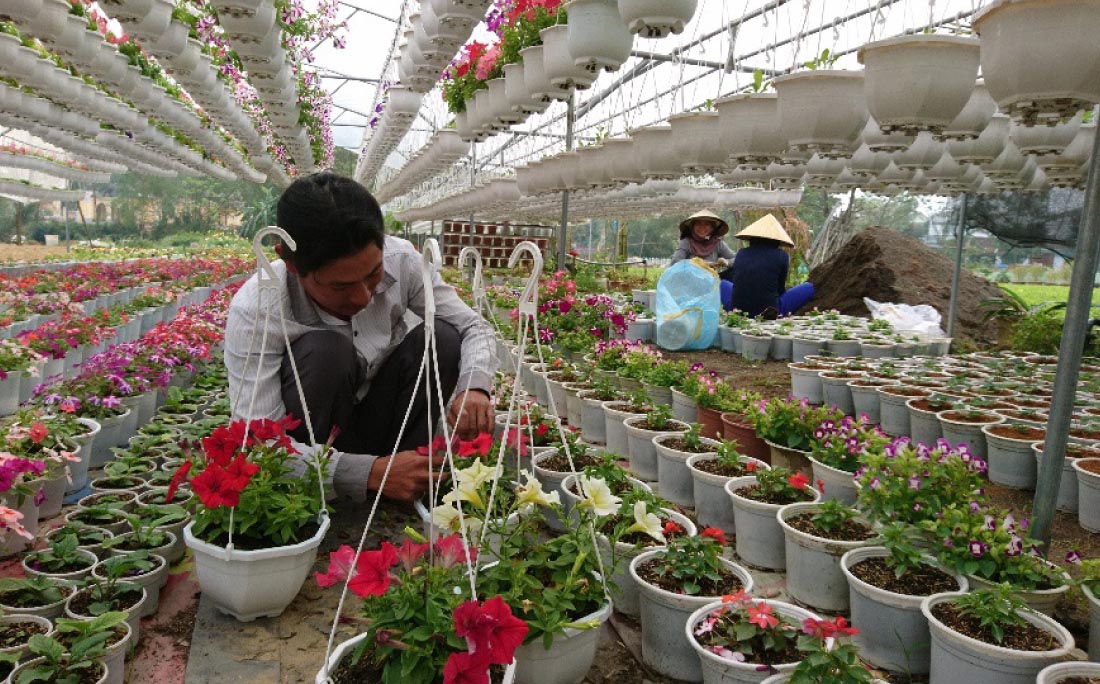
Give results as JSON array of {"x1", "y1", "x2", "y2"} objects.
[{"x1": 497, "y1": 339, "x2": 1095, "y2": 682}]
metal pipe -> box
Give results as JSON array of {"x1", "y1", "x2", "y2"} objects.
[
  {"x1": 557, "y1": 93, "x2": 575, "y2": 269},
  {"x1": 947, "y1": 193, "x2": 968, "y2": 339},
  {"x1": 628, "y1": 50, "x2": 779, "y2": 74},
  {"x1": 1033, "y1": 116, "x2": 1100, "y2": 547}
]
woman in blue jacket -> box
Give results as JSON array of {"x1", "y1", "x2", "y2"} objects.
[{"x1": 726, "y1": 214, "x2": 815, "y2": 317}]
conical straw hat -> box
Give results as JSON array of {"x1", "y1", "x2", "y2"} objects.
[
  {"x1": 734, "y1": 214, "x2": 794, "y2": 246},
  {"x1": 678, "y1": 209, "x2": 729, "y2": 238}
]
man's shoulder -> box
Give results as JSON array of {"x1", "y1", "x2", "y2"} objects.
[{"x1": 229, "y1": 261, "x2": 289, "y2": 312}]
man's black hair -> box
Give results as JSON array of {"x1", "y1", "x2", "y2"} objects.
[{"x1": 276, "y1": 172, "x2": 385, "y2": 276}]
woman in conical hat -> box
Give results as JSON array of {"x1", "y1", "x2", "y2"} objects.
[
  {"x1": 725, "y1": 214, "x2": 816, "y2": 318},
  {"x1": 670, "y1": 209, "x2": 736, "y2": 269}
]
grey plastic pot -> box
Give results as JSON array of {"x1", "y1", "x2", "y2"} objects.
[
  {"x1": 770, "y1": 334, "x2": 793, "y2": 361},
  {"x1": 982, "y1": 424, "x2": 1043, "y2": 489},
  {"x1": 1083, "y1": 583, "x2": 1100, "y2": 661},
  {"x1": 788, "y1": 364, "x2": 825, "y2": 404},
  {"x1": 1073, "y1": 457, "x2": 1100, "y2": 532},
  {"x1": 778, "y1": 502, "x2": 876, "y2": 613},
  {"x1": 877, "y1": 387, "x2": 925, "y2": 437},
  {"x1": 1032, "y1": 443, "x2": 1078, "y2": 512},
  {"x1": 533, "y1": 450, "x2": 579, "y2": 533},
  {"x1": 653, "y1": 434, "x2": 720, "y2": 507},
  {"x1": 921, "y1": 592, "x2": 1074, "y2": 684},
  {"x1": 938, "y1": 410, "x2": 1003, "y2": 460},
  {"x1": 671, "y1": 388, "x2": 698, "y2": 423},
  {"x1": 840, "y1": 546, "x2": 968, "y2": 675},
  {"x1": 591, "y1": 508, "x2": 692, "y2": 619},
  {"x1": 623, "y1": 416, "x2": 688, "y2": 482},
  {"x1": 849, "y1": 379, "x2": 899, "y2": 424},
  {"x1": 630, "y1": 548, "x2": 754, "y2": 681},
  {"x1": 513, "y1": 602, "x2": 613, "y2": 684},
  {"x1": 820, "y1": 372, "x2": 859, "y2": 415},
  {"x1": 807, "y1": 456, "x2": 858, "y2": 505},
  {"x1": 727, "y1": 476, "x2": 821, "y2": 571},
  {"x1": 577, "y1": 390, "x2": 610, "y2": 445},
  {"x1": 603, "y1": 401, "x2": 643, "y2": 458},
  {"x1": 1036, "y1": 661, "x2": 1100, "y2": 683},
  {"x1": 686, "y1": 454, "x2": 769, "y2": 535},
  {"x1": 741, "y1": 333, "x2": 772, "y2": 362},
  {"x1": 965, "y1": 560, "x2": 1070, "y2": 618},
  {"x1": 906, "y1": 398, "x2": 946, "y2": 446},
  {"x1": 563, "y1": 383, "x2": 586, "y2": 429},
  {"x1": 686, "y1": 599, "x2": 819, "y2": 684},
  {"x1": 791, "y1": 337, "x2": 825, "y2": 363}
]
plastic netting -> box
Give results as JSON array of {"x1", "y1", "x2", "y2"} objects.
[{"x1": 963, "y1": 188, "x2": 1087, "y2": 256}]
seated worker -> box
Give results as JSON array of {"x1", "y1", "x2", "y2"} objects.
[
  {"x1": 224, "y1": 172, "x2": 498, "y2": 504},
  {"x1": 671, "y1": 209, "x2": 736, "y2": 273},
  {"x1": 727, "y1": 214, "x2": 815, "y2": 317}
]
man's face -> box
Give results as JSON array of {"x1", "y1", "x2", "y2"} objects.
[{"x1": 291, "y1": 244, "x2": 385, "y2": 320}]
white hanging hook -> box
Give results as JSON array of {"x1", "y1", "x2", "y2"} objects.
[
  {"x1": 458, "y1": 246, "x2": 485, "y2": 298},
  {"x1": 508, "y1": 241, "x2": 543, "y2": 318},
  {"x1": 253, "y1": 226, "x2": 296, "y2": 291},
  {"x1": 421, "y1": 238, "x2": 444, "y2": 328}
]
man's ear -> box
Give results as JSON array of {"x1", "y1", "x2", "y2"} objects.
[{"x1": 275, "y1": 244, "x2": 298, "y2": 275}]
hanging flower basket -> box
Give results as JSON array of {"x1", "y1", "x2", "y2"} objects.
[
  {"x1": 973, "y1": 0, "x2": 1100, "y2": 126},
  {"x1": 858, "y1": 34, "x2": 981, "y2": 136},
  {"x1": 774, "y1": 70, "x2": 868, "y2": 159},
  {"x1": 566, "y1": 0, "x2": 633, "y2": 73},
  {"x1": 617, "y1": 0, "x2": 698, "y2": 38}
]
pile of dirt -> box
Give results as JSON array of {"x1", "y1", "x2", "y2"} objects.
[{"x1": 800, "y1": 226, "x2": 1006, "y2": 347}]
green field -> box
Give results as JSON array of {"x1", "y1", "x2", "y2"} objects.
[{"x1": 1001, "y1": 284, "x2": 1100, "y2": 314}]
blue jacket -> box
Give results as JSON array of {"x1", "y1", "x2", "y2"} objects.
[{"x1": 731, "y1": 245, "x2": 788, "y2": 316}]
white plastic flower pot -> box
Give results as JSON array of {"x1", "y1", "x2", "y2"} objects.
[
  {"x1": 807, "y1": 456, "x2": 858, "y2": 506},
  {"x1": 788, "y1": 363, "x2": 825, "y2": 404},
  {"x1": 520, "y1": 45, "x2": 554, "y2": 103},
  {"x1": 668, "y1": 111, "x2": 728, "y2": 174},
  {"x1": 315, "y1": 633, "x2": 368, "y2": 683},
  {"x1": 1073, "y1": 457, "x2": 1100, "y2": 532},
  {"x1": 727, "y1": 475, "x2": 820, "y2": 571},
  {"x1": 653, "y1": 434, "x2": 719, "y2": 507},
  {"x1": 686, "y1": 599, "x2": 820, "y2": 684},
  {"x1": 921, "y1": 592, "x2": 1074, "y2": 684},
  {"x1": 541, "y1": 25, "x2": 594, "y2": 93},
  {"x1": 778, "y1": 501, "x2": 874, "y2": 612},
  {"x1": 1083, "y1": 583, "x2": 1100, "y2": 661},
  {"x1": 183, "y1": 514, "x2": 331, "y2": 622},
  {"x1": 624, "y1": 415, "x2": 688, "y2": 481},
  {"x1": 513, "y1": 602, "x2": 612, "y2": 684},
  {"x1": 1036, "y1": 661, "x2": 1100, "y2": 683},
  {"x1": 687, "y1": 454, "x2": 769, "y2": 535},
  {"x1": 841, "y1": 546, "x2": 967, "y2": 674},
  {"x1": 630, "y1": 548, "x2": 753, "y2": 681},
  {"x1": 857, "y1": 34, "x2": 980, "y2": 135}
]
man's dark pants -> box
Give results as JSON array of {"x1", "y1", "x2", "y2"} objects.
[{"x1": 280, "y1": 321, "x2": 461, "y2": 455}]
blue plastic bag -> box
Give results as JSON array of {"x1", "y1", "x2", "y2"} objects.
[{"x1": 654, "y1": 259, "x2": 720, "y2": 351}]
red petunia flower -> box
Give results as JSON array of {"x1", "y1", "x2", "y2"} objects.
[
  {"x1": 395, "y1": 537, "x2": 429, "y2": 573},
  {"x1": 202, "y1": 422, "x2": 245, "y2": 467},
  {"x1": 165, "y1": 460, "x2": 192, "y2": 504},
  {"x1": 746, "y1": 602, "x2": 778, "y2": 629},
  {"x1": 435, "y1": 534, "x2": 478, "y2": 569},
  {"x1": 442, "y1": 651, "x2": 489, "y2": 684},
  {"x1": 223, "y1": 454, "x2": 260, "y2": 491},
  {"x1": 314, "y1": 545, "x2": 357, "y2": 588},
  {"x1": 454, "y1": 596, "x2": 529, "y2": 665},
  {"x1": 191, "y1": 463, "x2": 244, "y2": 508},
  {"x1": 788, "y1": 472, "x2": 810, "y2": 490},
  {"x1": 348, "y1": 542, "x2": 398, "y2": 598}
]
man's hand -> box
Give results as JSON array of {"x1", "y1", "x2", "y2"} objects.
[
  {"x1": 368, "y1": 450, "x2": 447, "y2": 502},
  {"x1": 448, "y1": 390, "x2": 493, "y2": 440}
]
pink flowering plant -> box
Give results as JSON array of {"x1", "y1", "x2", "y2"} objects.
[
  {"x1": 0, "y1": 338, "x2": 43, "y2": 380},
  {"x1": 593, "y1": 339, "x2": 646, "y2": 371},
  {"x1": 751, "y1": 397, "x2": 845, "y2": 451},
  {"x1": 315, "y1": 530, "x2": 527, "y2": 684},
  {"x1": 691, "y1": 591, "x2": 803, "y2": 669},
  {"x1": 809, "y1": 415, "x2": 890, "y2": 473},
  {"x1": 855, "y1": 437, "x2": 988, "y2": 528},
  {"x1": 921, "y1": 505, "x2": 1067, "y2": 591}
]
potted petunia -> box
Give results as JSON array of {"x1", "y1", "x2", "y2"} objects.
[
  {"x1": 807, "y1": 415, "x2": 888, "y2": 505},
  {"x1": 177, "y1": 414, "x2": 333, "y2": 622},
  {"x1": 752, "y1": 397, "x2": 844, "y2": 476},
  {"x1": 313, "y1": 531, "x2": 527, "y2": 684}
]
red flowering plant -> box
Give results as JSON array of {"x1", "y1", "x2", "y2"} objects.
[
  {"x1": 172, "y1": 415, "x2": 332, "y2": 548},
  {"x1": 1, "y1": 408, "x2": 81, "y2": 490},
  {"x1": 315, "y1": 529, "x2": 527, "y2": 684}
]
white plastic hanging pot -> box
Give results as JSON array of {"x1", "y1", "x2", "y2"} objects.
[
  {"x1": 605, "y1": 137, "x2": 645, "y2": 184},
  {"x1": 668, "y1": 111, "x2": 728, "y2": 174},
  {"x1": 774, "y1": 70, "x2": 868, "y2": 159},
  {"x1": 982, "y1": 138, "x2": 1029, "y2": 179},
  {"x1": 948, "y1": 114, "x2": 1009, "y2": 164},
  {"x1": 617, "y1": 0, "x2": 698, "y2": 38},
  {"x1": 894, "y1": 130, "x2": 944, "y2": 170},
  {"x1": 504, "y1": 62, "x2": 544, "y2": 116},
  {"x1": 1009, "y1": 111, "x2": 1083, "y2": 158},
  {"x1": 973, "y1": 0, "x2": 1100, "y2": 125},
  {"x1": 857, "y1": 34, "x2": 981, "y2": 136},
  {"x1": 939, "y1": 80, "x2": 998, "y2": 141},
  {"x1": 520, "y1": 45, "x2": 554, "y2": 103},
  {"x1": 565, "y1": 0, "x2": 633, "y2": 73},
  {"x1": 631, "y1": 125, "x2": 681, "y2": 179},
  {"x1": 541, "y1": 24, "x2": 595, "y2": 93},
  {"x1": 714, "y1": 93, "x2": 787, "y2": 169},
  {"x1": 183, "y1": 514, "x2": 331, "y2": 622}
]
